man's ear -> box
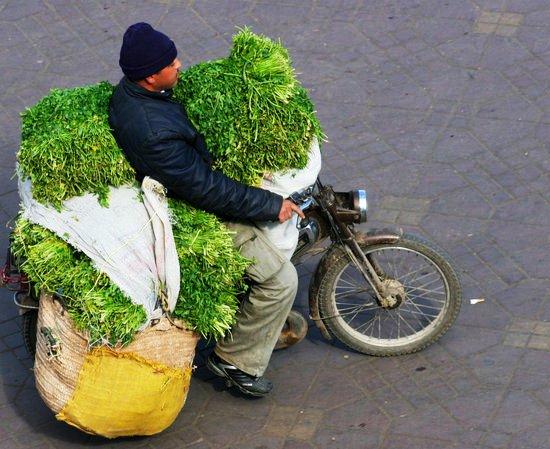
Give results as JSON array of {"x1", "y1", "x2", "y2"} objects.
[{"x1": 144, "y1": 74, "x2": 156, "y2": 86}]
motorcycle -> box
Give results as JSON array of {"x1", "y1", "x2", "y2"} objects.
[{"x1": 2, "y1": 178, "x2": 461, "y2": 357}]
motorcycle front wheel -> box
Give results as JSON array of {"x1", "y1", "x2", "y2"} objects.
[{"x1": 316, "y1": 233, "x2": 461, "y2": 356}]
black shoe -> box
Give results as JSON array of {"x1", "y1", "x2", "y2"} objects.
[{"x1": 207, "y1": 353, "x2": 273, "y2": 397}]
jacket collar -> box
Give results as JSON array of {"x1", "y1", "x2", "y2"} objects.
[{"x1": 121, "y1": 76, "x2": 174, "y2": 100}]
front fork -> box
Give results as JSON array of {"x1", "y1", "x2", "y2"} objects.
[
  {"x1": 342, "y1": 240, "x2": 387, "y2": 300},
  {"x1": 320, "y1": 187, "x2": 401, "y2": 306}
]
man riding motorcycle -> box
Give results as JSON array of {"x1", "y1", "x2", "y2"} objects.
[{"x1": 108, "y1": 22, "x2": 308, "y2": 397}]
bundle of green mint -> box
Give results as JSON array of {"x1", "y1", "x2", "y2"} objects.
[{"x1": 174, "y1": 27, "x2": 324, "y2": 186}]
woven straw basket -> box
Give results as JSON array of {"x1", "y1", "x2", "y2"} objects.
[{"x1": 34, "y1": 293, "x2": 199, "y2": 438}]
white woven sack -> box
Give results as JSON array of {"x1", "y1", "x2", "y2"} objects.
[
  {"x1": 18, "y1": 175, "x2": 179, "y2": 328},
  {"x1": 258, "y1": 136, "x2": 322, "y2": 259}
]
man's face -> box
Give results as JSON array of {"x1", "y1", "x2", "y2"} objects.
[{"x1": 147, "y1": 58, "x2": 182, "y2": 91}]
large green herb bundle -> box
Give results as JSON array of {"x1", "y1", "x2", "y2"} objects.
[
  {"x1": 169, "y1": 200, "x2": 249, "y2": 337},
  {"x1": 173, "y1": 27, "x2": 324, "y2": 186},
  {"x1": 11, "y1": 219, "x2": 147, "y2": 346},
  {"x1": 17, "y1": 82, "x2": 135, "y2": 209}
]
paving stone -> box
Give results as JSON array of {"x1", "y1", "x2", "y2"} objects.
[
  {"x1": 502, "y1": 332, "x2": 529, "y2": 348},
  {"x1": 380, "y1": 196, "x2": 430, "y2": 212},
  {"x1": 388, "y1": 402, "x2": 479, "y2": 444},
  {"x1": 380, "y1": 434, "x2": 454, "y2": 449},
  {"x1": 441, "y1": 325, "x2": 503, "y2": 358},
  {"x1": 429, "y1": 186, "x2": 494, "y2": 219},
  {"x1": 509, "y1": 424, "x2": 550, "y2": 449},
  {"x1": 490, "y1": 221, "x2": 548, "y2": 254},
  {"x1": 490, "y1": 390, "x2": 548, "y2": 434},
  {"x1": 262, "y1": 405, "x2": 299, "y2": 438},
  {"x1": 466, "y1": 345, "x2": 524, "y2": 386},
  {"x1": 412, "y1": 64, "x2": 471, "y2": 102},
  {"x1": 313, "y1": 424, "x2": 383, "y2": 449},
  {"x1": 474, "y1": 22, "x2": 498, "y2": 34},
  {"x1": 413, "y1": 165, "x2": 468, "y2": 197},
  {"x1": 420, "y1": 213, "x2": 488, "y2": 245},
  {"x1": 511, "y1": 244, "x2": 550, "y2": 279},
  {"x1": 288, "y1": 408, "x2": 324, "y2": 441},
  {"x1": 282, "y1": 438, "x2": 314, "y2": 449},
  {"x1": 495, "y1": 279, "x2": 550, "y2": 319},
  {"x1": 470, "y1": 117, "x2": 536, "y2": 149},
  {"x1": 203, "y1": 387, "x2": 272, "y2": 420},
  {"x1": 0, "y1": 351, "x2": 29, "y2": 386},
  {"x1": 433, "y1": 129, "x2": 487, "y2": 163},
  {"x1": 347, "y1": 361, "x2": 389, "y2": 392},
  {"x1": 232, "y1": 434, "x2": 285, "y2": 449},
  {"x1": 478, "y1": 94, "x2": 542, "y2": 122},
  {"x1": 507, "y1": 0, "x2": 550, "y2": 14},
  {"x1": 495, "y1": 24, "x2": 518, "y2": 37},
  {"x1": 527, "y1": 335, "x2": 550, "y2": 351},
  {"x1": 480, "y1": 35, "x2": 533, "y2": 70},
  {"x1": 456, "y1": 298, "x2": 511, "y2": 331},
  {"x1": 196, "y1": 412, "x2": 265, "y2": 447},
  {"x1": 533, "y1": 321, "x2": 550, "y2": 335},
  {"x1": 396, "y1": 211, "x2": 425, "y2": 225},
  {"x1": 370, "y1": 386, "x2": 416, "y2": 418},
  {"x1": 0, "y1": 385, "x2": 18, "y2": 407},
  {"x1": 144, "y1": 431, "x2": 200, "y2": 449},
  {"x1": 320, "y1": 397, "x2": 387, "y2": 431},
  {"x1": 0, "y1": 318, "x2": 19, "y2": 338},
  {"x1": 510, "y1": 366, "x2": 549, "y2": 393},
  {"x1": 482, "y1": 431, "x2": 512, "y2": 448},
  {"x1": 446, "y1": 388, "x2": 503, "y2": 431},
  {"x1": 437, "y1": 34, "x2": 488, "y2": 67},
  {"x1": 300, "y1": 368, "x2": 365, "y2": 410}
]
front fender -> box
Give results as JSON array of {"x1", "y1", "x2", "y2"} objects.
[
  {"x1": 355, "y1": 227, "x2": 403, "y2": 246},
  {"x1": 308, "y1": 245, "x2": 339, "y2": 340}
]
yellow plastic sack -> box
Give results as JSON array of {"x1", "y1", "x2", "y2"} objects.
[{"x1": 56, "y1": 347, "x2": 192, "y2": 438}]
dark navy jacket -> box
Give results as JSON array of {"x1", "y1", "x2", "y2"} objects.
[{"x1": 108, "y1": 77, "x2": 282, "y2": 221}]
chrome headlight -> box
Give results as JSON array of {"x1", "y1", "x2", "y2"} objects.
[{"x1": 352, "y1": 189, "x2": 368, "y2": 223}]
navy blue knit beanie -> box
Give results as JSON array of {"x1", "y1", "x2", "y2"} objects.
[{"x1": 119, "y1": 22, "x2": 177, "y2": 80}]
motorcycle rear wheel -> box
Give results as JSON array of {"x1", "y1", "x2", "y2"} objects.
[
  {"x1": 316, "y1": 233, "x2": 461, "y2": 356},
  {"x1": 22, "y1": 309, "x2": 38, "y2": 357}
]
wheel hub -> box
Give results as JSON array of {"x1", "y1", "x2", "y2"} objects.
[{"x1": 378, "y1": 279, "x2": 405, "y2": 309}]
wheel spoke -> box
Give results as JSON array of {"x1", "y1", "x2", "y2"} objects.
[
  {"x1": 407, "y1": 274, "x2": 444, "y2": 291},
  {"x1": 397, "y1": 311, "x2": 418, "y2": 333},
  {"x1": 335, "y1": 300, "x2": 370, "y2": 307},
  {"x1": 398, "y1": 305, "x2": 440, "y2": 319},
  {"x1": 395, "y1": 263, "x2": 431, "y2": 285},
  {"x1": 354, "y1": 314, "x2": 378, "y2": 334},
  {"x1": 336, "y1": 303, "x2": 375, "y2": 313},
  {"x1": 346, "y1": 304, "x2": 374, "y2": 324},
  {"x1": 335, "y1": 288, "x2": 370, "y2": 299},
  {"x1": 339, "y1": 271, "x2": 362, "y2": 287},
  {"x1": 403, "y1": 300, "x2": 444, "y2": 312},
  {"x1": 402, "y1": 270, "x2": 439, "y2": 288},
  {"x1": 404, "y1": 284, "x2": 446, "y2": 299}
]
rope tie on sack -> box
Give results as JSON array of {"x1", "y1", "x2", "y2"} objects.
[{"x1": 158, "y1": 287, "x2": 184, "y2": 330}]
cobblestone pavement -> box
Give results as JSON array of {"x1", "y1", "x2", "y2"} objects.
[{"x1": 0, "y1": 1, "x2": 549, "y2": 448}]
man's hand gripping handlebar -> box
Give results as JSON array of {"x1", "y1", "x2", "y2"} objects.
[{"x1": 278, "y1": 199, "x2": 305, "y2": 223}]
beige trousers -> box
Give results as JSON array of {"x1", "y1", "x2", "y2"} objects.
[{"x1": 215, "y1": 221, "x2": 298, "y2": 377}]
